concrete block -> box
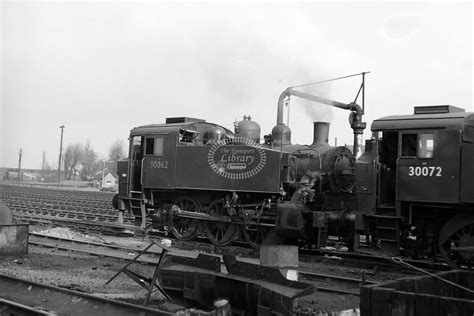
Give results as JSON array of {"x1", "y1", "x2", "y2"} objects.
[
  {"x1": 0, "y1": 224, "x2": 29, "y2": 256},
  {"x1": 260, "y1": 245, "x2": 298, "y2": 268}
]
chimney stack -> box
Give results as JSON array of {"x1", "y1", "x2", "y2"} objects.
[{"x1": 311, "y1": 122, "x2": 330, "y2": 147}]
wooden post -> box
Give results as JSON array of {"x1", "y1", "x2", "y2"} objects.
[
  {"x1": 17, "y1": 148, "x2": 22, "y2": 182},
  {"x1": 213, "y1": 298, "x2": 231, "y2": 316},
  {"x1": 57, "y1": 125, "x2": 65, "y2": 185}
]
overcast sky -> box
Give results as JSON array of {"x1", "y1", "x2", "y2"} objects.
[{"x1": 1, "y1": 1, "x2": 472, "y2": 169}]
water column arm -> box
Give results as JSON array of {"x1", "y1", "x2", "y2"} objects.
[{"x1": 276, "y1": 87, "x2": 366, "y2": 157}]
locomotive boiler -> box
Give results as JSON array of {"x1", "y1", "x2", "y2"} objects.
[{"x1": 113, "y1": 87, "x2": 474, "y2": 269}]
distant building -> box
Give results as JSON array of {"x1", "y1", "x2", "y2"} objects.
[
  {"x1": 94, "y1": 169, "x2": 118, "y2": 189},
  {"x1": 102, "y1": 172, "x2": 118, "y2": 188}
]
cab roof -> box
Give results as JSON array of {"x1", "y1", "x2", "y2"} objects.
[
  {"x1": 130, "y1": 118, "x2": 233, "y2": 137},
  {"x1": 372, "y1": 106, "x2": 474, "y2": 131}
]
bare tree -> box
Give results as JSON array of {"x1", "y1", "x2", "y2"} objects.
[
  {"x1": 64, "y1": 143, "x2": 83, "y2": 180},
  {"x1": 108, "y1": 139, "x2": 126, "y2": 173},
  {"x1": 80, "y1": 140, "x2": 99, "y2": 180},
  {"x1": 108, "y1": 139, "x2": 125, "y2": 161},
  {"x1": 44, "y1": 160, "x2": 53, "y2": 171}
]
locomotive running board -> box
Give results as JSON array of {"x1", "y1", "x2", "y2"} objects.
[{"x1": 158, "y1": 253, "x2": 314, "y2": 314}]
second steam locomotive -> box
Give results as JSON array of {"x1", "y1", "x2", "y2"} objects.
[{"x1": 113, "y1": 87, "x2": 474, "y2": 269}]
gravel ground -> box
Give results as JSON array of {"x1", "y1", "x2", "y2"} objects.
[
  {"x1": 0, "y1": 247, "x2": 362, "y2": 315},
  {"x1": 0, "y1": 247, "x2": 164, "y2": 303},
  {"x1": 0, "y1": 226, "x2": 416, "y2": 315}
]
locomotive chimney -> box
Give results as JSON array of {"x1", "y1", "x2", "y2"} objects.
[{"x1": 311, "y1": 122, "x2": 330, "y2": 147}]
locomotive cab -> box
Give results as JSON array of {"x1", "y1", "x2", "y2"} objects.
[
  {"x1": 373, "y1": 105, "x2": 472, "y2": 206},
  {"x1": 116, "y1": 117, "x2": 236, "y2": 226},
  {"x1": 361, "y1": 105, "x2": 474, "y2": 264},
  {"x1": 126, "y1": 117, "x2": 237, "y2": 192}
]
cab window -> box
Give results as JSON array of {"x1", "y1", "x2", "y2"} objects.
[
  {"x1": 401, "y1": 134, "x2": 417, "y2": 157},
  {"x1": 401, "y1": 133, "x2": 434, "y2": 158},
  {"x1": 130, "y1": 136, "x2": 143, "y2": 160},
  {"x1": 178, "y1": 128, "x2": 199, "y2": 144},
  {"x1": 463, "y1": 126, "x2": 474, "y2": 143},
  {"x1": 145, "y1": 137, "x2": 164, "y2": 156},
  {"x1": 379, "y1": 131, "x2": 398, "y2": 165},
  {"x1": 418, "y1": 133, "x2": 434, "y2": 158}
]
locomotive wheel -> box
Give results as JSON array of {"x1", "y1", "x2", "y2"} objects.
[
  {"x1": 242, "y1": 226, "x2": 278, "y2": 249},
  {"x1": 169, "y1": 197, "x2": 201, "y2": 241},
  {"x1": 204, "y1": 199, "x2": 239, "y2": 247},
  {"x1": 439, "y1": 215, "x2": 474, "y2": 269},
  {"x1": 112, "y1": 194, "x2": 119, "y2": 210}
]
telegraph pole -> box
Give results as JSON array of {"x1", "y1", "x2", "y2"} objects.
[
  {"x1": 42, "y1": 151, "x2": 46, "y2": 181},
  {"x1": 57, "y1": 125, "x2": 65, "y2": 185},
  {"x1": 42, "y1": 151, "x2": 46, "y2": 172},
  {"x1": 102, "y1": 160, "x2": 105, "y2": 188},
  {"x1": 17, "y1": 148, "x2": 22, "y2": 181}
]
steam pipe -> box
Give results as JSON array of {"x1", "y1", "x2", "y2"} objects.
[{"x1": 276, "y1": 87, "x2": 366, "y2": 158}]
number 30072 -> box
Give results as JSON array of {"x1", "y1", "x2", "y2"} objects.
[{"x1": 408, "y1": 166, "x2": 442, "y2": 177}]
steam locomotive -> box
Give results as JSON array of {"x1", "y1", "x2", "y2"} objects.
[{"x1": 113, "y1": 88, "x2": 474, "y2": 269}]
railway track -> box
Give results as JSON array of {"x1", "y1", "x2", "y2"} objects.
[
  {"x1": 299, "y1": 270, "x2": 379, "y2": 296},
  {"x1": 0, "y1": 297, "x2": 51, "y2": 316},
  {"x1": 0, "y1": 184, "x2": 112, "y2": 206},
  {"x1": 300, "y1": 247, "x2": 450, "y2": 273},
  {"x1": 0, "y1": 272, "x2": 171, "y2": 315},
  {"x1": 0, "y1": 183, "x2": 451, "y2": 273},
  {"x1": 13, "y1": 212, "x2": 134, "y2": 236},
  {"x1": 18, "y1": 209, "x2": 442, "y2": 274},
  {"x1": 0, "y1": 183, "x2": 128, "y2": 220}
]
